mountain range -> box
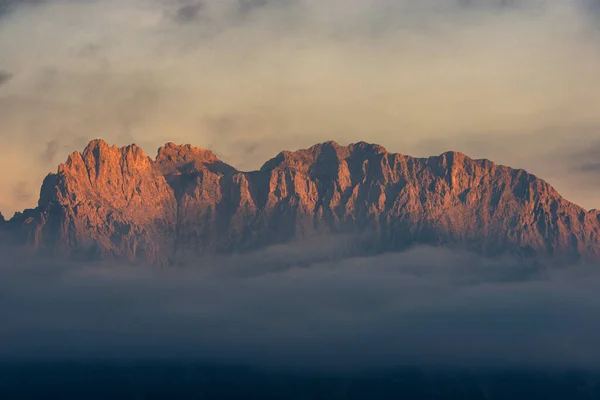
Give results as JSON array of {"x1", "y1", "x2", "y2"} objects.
[{"x1": 1, "y1": 139, "x2": 599, "y2": 265}]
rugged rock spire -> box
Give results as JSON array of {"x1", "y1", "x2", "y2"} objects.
[
  {"x1": 4, "y1": 139, "x2": 600, "y2": 265},
  {"x1": 29, "y1": 139, "x2": 177, "y2": 263}
]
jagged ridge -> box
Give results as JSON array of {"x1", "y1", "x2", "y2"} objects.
[{"x1": 3, "y1": 139, "x2": 600, "y2": 265}]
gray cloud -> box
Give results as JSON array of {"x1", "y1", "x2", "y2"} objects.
[
  {"x1": 578, "y1": 162, "x2": 600, "y2": 173},
  {"x1": 582, "y1": 0, "x2": 600, "y2": 12},
  {"x1": 0, "y1": 0, "x2": 48, "y2": 18},
  {"x1": 41, "y1": 140, "x2": 59, "y2": 164},
  {"x1": 237, "y1": 0, "x2": 287, "y2": 17},
  {"x1": 560, "y1": 140, "x2": 600, "y2": 176},
  {"x1": 173, "y1": 1, "x2": 204, "y2": 24},
  {"x1": 1, "y1": 242, "x2": 600, "y2": 369},
  {"x1": 0, "y1": 70, "x2": 11, "y2": 86},
  {"x1": 11, "y1": 180, "x2": 34, "y2": 206},
  {"x1": 0, "y1": 0, "x2": 600, "y2": 216}
]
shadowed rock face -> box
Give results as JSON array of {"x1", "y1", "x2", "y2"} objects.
[{"x1": 4, "y1": 139, "x2": 600, "y2": 265}]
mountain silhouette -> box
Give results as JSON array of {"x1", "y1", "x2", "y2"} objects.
[{"x1": 2, "y1": 139, "x2": 599, "y2": 265}]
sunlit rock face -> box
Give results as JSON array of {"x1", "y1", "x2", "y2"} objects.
[
  {"x1": 4, "y1": 139, "x2": 600, "y2": 265},
  {"x1": 11, "y1": 140, "x2": 177, "y2": 264}
]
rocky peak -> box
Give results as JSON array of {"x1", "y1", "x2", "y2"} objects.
[
  {"x1": 347, "y1": 141, "x2": 388, "y2": 156},
  {"x1": 154, "y1": 143, "x2": 237, "y2": 201},
  {"x1": 155, "y1": 142, "x2": 236, "y2": 175},
  {"x1": 40, "y1": 140, "x2": 154, "y2": 206},
  {"x1": 156, "y1": 142, "x2": 218, "y2": 167},
  {"x1": 5, "y1": 139, "x2": 600, "y2": 265},
  {"x1": 433, "y1": 151, "x2": 501, "y2": 172},
  {"x1": 28, "y1": 139, "x2": 178, "y2": 263},
  {"x1": 260, "y1": 141, "x2": 388, "y2": 174},
  {"x1": 59, "y1": 139, "x2": 150, "y2": 176},
  {"x1": 308, "y1": 141, "x2": 350, "y2": 160},
  {"x1": 436, "y1": 150, "x2": 469, "y2": 164}
]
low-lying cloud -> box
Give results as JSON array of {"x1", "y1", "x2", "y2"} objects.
[{"x1": 2, "y1": 243, "x2": 600, "y2": 371}]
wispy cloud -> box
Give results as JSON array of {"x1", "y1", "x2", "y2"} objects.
[
  {"x1": 0, "y1": 0, "x2": 599, "y2": 214},
  {"x1": 566, "y1": 141, "x2": 600, "y2": 174},
  {"x1": 173, "y1": 1, "x2": 204, "y2": 24},
  {"x1": 0, "y1": 70, "x2": 11, "y2": 86},
  {"x1": 578, "y1": 162, "x2": 600, "y2": 173}
]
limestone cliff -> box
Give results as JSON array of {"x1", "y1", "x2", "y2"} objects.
[
  {"x1": 11, "y1": 140, "x2": 177, "y2": 263},
  {"x1": 5, "y1": 139, "x2": 600, "y2": 265}
]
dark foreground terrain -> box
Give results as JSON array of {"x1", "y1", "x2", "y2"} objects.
[{"x1": 2, "y1": 361, "x2": 600, "y2": 399}]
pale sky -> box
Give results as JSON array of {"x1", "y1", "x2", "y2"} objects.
[{"x1": 0, "y1": 0, "x2": 599, "y2": 216}]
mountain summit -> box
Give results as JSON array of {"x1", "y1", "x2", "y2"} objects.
[{"x1": 3, "y1": 139, "x2": 600, "y2": 265}]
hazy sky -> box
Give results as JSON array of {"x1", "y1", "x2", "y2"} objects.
[{"x1": 0, "y1": 0, "x2": 599, "y2": 215}]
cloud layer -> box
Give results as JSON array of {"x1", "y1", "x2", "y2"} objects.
[
  {"x1": 2, "y1": 243, "x2": 600, "y2": 370},
  {"x1": 0, "y1": 0, "x2": 599, "y2": 215}
]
